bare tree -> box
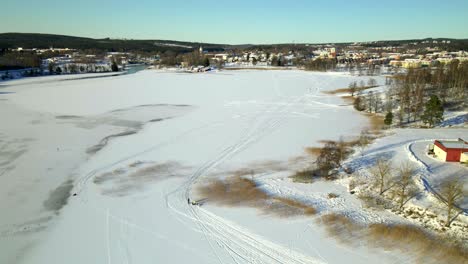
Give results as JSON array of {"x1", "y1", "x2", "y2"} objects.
[
  {"x1": 358, "y1": 130, "x2": 371, "y2": 155},
  {"x1": 367, "y1": 91, "x2": 375, "y2": 112},
  {"x1": 348, "y1": 81, "x2": 357, "y2": 96},
  {"x1": 69, "y1": 64, "x2": 78, "y2": 74},
  {"x1": 367, "y1": 78, "x2": 377, "y2": 87},
  {"x1": 370, "y1": 158, "x2": 394, "y2": 195},
  {"x1": 316, "y1": 141, "x2": 341, "y2": 179},
  {"x1": 336, "y1": 136, "x2": 349, "y2": 168},
  {"x1": 359, "y1": 80, "x2": 366, "y2": 88},
  {"x1": 373, "y1": 93, "x2": 382, "y2": 113},
  {"x1": 394, "y1": 162, "x2": 418, "y2": 209},
  {"x1": 439, "y1": 179, "x2": 465, "y2": 227}
]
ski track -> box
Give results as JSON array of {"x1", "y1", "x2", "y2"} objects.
[
  {"x1": 164, "y1": 89, "x2": 325, "y2": 263},
  {"x1": 196, "y1": 207, "x2": 323, "y2": 264}
]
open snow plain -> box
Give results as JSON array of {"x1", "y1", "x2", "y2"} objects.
[{"x1": 0, "y1": 70, "x2": 410, "y2": 264}]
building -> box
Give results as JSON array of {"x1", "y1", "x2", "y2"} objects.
[
  {"x1": 432, "y1": 138, "x2": 468, "y2": 162},
  {"x1": 389, "y1": 60, "x2": 402, "y2": 67},
  {"x1": 401, "y1": 59, "x2": 422, "y2": 68},
  {"x1": 461, "y1": 152, "x2": 468, "y2": 163}
]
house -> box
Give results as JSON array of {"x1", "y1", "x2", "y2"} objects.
[
  {"x1": 432, "y1": 138, "x2": 468, "y2": 162},
  {"x1": 461, "y1": 152, "x2": 468, "y2": 164},
  {"x1": 389, "y1": 60, "x2": 402, "y2": 67},
  {"x1": 401, "y1": 59, "x2": 421, "y2": 69}
]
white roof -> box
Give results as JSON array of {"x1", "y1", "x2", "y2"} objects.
[{"x1": 438, "y1": 140, "x2": 468, "y2": 149}]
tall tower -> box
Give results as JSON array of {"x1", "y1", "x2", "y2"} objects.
[{"x1": 199, "y1": 46, "x2": 203, "y2": 54}]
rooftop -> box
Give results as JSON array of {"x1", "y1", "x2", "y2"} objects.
[{"x1": 437, "y1": 139, "x2": 468, "y2": 150}]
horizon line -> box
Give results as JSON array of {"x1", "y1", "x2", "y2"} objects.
[{"x1": 2, "y1": 32, "x2": 468, "y2": 47}]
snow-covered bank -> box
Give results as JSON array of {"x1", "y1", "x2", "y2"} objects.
[
  {"x1": 344, "y1": 127, "x2": 468, "y2": 243},
  {"x1": 0, "y1": 71, "x2": 127, "y2": 87},
  {"x1": 1, "y1": 69, "x2": 428, "y2": 264}
]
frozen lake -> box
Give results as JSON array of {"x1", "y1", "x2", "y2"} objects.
[{"x1": 1, "y1": 70, "x2": 406, "y2": 264}]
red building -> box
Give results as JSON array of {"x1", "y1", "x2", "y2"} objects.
[{"x1": 433, "y1": 138, "x2": 468, "y2": 162}]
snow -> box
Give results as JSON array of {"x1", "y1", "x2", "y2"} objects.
[
  {"x1": 346, "y1": 128, "x2": 468, "y2": 224},
  {"x1": 0, "y1": 71, "x2": 126, "y2": 86},
  {"x1": 0, "y1": 69, "x2": 463, "y2": 264}
]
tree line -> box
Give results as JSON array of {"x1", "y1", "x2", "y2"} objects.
[
  {"x1": 158, "y1": 50, "x2": 211, "y2": 67},
  {"x1": 353, "y1": 60, "x2": 467, "y2": 127},
  {"x1": 0, "y1": 51, "x2": 41, "y2": 70}
]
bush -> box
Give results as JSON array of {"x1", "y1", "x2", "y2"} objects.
[
  {"x1": 353, "y1": 96, "x2": 365, "y2": 111},
  {"x1": 291, "y1": 169, "x2": 315, "y2": 183},
  {"x1": 384, "y1": 111, "x2": 393, "y2": 126},
  {"x1": 368, "y1": 224, "x2": 468, "y2": 263},
  {"x1": 358, "y1": 192, "x2": 393, "y2": 210},
  {"x1": 316, "y1": 142, "x2": 342, "y2": 179}
]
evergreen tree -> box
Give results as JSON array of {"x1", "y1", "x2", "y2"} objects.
[
  {"x1": 271, "y1": 56, "x2": 279, "y2": 66},
  {"x1": 421, "y1": 95, "x2": 444, "y2": 127},
  {"x1": 384, "y1": 112, "x2": 393, "y2": 126},
  {"x1": 203, "y1": 57, "x2": 210, "y2": 67},
  {"x1": 252, "y1": 57, "x2": 257, "y2": 65},
  {"x1": 48, "y1": 62, "x2": 55, "y2": 75},
  {"x1": 111, "y1": 59, "x2": 119, "y2": 72}
]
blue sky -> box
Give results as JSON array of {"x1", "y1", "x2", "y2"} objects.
[{"x1": 1, "y1": 0, "x2": 467, "y2": 44}]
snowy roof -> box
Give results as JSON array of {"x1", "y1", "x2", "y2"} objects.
[{"x1": 437, "y1": 139, "x2": 468, "y2": 150}]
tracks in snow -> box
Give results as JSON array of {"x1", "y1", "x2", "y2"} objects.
[
  {"x1": 196, "y1": 207, "x2": 323, "y2": 264},
  {"x1": 406, "y1": 140, "x2": 468, "y2": 215},
  {"x1": 73, "y1": 78, "x2": 327, "y2": 263},
  {"x1": 164, "y1": 88, "x2": 325, "y2": 263}
]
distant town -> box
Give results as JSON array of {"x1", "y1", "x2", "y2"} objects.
[{"x1": 1, "y1": 33, "x2": 468, "y2": 78}]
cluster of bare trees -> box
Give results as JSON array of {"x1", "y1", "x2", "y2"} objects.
[
  {"x1": 0, "y1": 51, "x2": 41, "y2": 70},
  {"x1": 368, "y1": 158, "x2": 466, "y2": 227},
  {"x1": 302, "y1": 58, "x2": 337, "y2": 71},
  {"x1": 315, "y1": 139, "x2": 348, "y2": 178},
  {"x1": 345, "y1": 62, "x2": 381, "y2": 76},
  {"x1": 159, "y1": 50, "x2": 211, "y2": 67},
  {"x1": 351, "y1": 79, "x2": 380, "y2": 112},
  {"x1": 352, "y1": 61, "x2": 467, "y2": 127},
  {"x1": 369, "y1": 159, "x2": 419, "y2": 210},
  {"x1": 312, "y1": 130, "x2": 374, "y2": 180},
  {"x1": 390, "y1": 62, "x2": 467, "y2": 126}
]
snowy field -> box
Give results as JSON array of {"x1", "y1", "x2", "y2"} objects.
[{"x1": 0, "y1": 69, "x2": 463, "y2": 263}]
